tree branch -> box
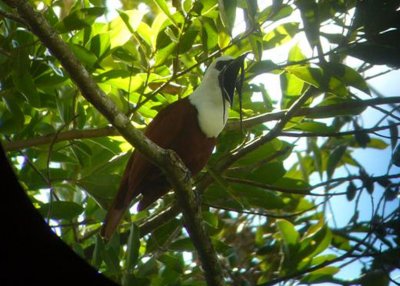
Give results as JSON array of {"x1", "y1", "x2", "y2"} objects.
[
  {"x1": 4, "y1": 96, "x2": 400, "y2": 152},
  {"x1": 227, "y1": 96, "x2": 400, "y2": 131},
  {"x1": 2, "y1": 1, "x2": 223, "y2": 285}
]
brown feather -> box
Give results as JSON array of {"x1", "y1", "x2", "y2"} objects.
[{"x1": 101, "y1": 98, "x2": 216, "y2": 239}]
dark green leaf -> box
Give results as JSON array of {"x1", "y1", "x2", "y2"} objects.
[
  {"x1": 38, "y1": 201, "x2": 83, "y2": 220},
  {"x1": 230, "y1": 183, "x2": 285, "y2": 210},
  {"x1": 353, "y1": 121, "x2": 370, "y2": 148},
  {"x1": 103, "y1": 236, "x2": 121, "y2": 274},
  {"x1": 296, "y1": 0, "x2": 320, "y2": 48},
  {"x1": 346, "y1": 181, "x2": 357, "y2": 201},
  {"x1": 179, "y1": 28, "x2": 199, "y2": 54},
  {"x1": 235, "y1": 139, "x2": 283, "y2": 165},
  {"x1": 360, "y1": 168, "x2": 374, "y2": 194},
  {"x1": 219, "y1": 0, "x2": 237, "y2": 34},
  {"x1": 57, "y1": 7, "x2": 106, "y2": 32},
  {"x1": 1, "y1": 92, "x2": 24, "y2": 132},
  {"x1": 146, "y1": 219, "x2": 181, "y2": 253},
  {"x1": 384, "y1": 187, "x2": 398, "y2": 201},
  {"x1": 89, "y1": 33, "x2": 111, "y2": 60},
  {"x1": 158, "y1": 253, "x2": 184, "y2": 273},
  {"x1": 392, "y1": 144, "x2": 400, "y2": 167},
  {"x1": 201, "y1": 17, "x2": 218, "y2": 50},
  {"x1": 92, "y1": 235, "x2": 105, "y2": 267},
  {"x1": 12, "y1": 50, "x2": 40, "y2": 107},
  {"x1": 170, "y1": 238, "x2": 195, "y2": 252},
  {"x1": 126, "y1": 223, "x2": 140, "y2": 272},
  {"x1": 247, "y1": 60, "x2": 278, "y2": 75},
  {"x1": 388, "y1": 120, "x2": 398, "y2": 151},
  {"x1": 326, "y1": 145, "x2": 346, "y2": 179}
]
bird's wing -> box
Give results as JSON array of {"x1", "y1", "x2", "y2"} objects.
[{"x1": 101, "y1": 98, "x2": 192, "y2": 239}]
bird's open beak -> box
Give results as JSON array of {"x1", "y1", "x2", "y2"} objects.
[{"x1": 221, "y1": 53, "x2": 248, "y2": 105}]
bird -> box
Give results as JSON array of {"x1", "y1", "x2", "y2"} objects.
[{"x1": 101, "y1": 54, "x2": 247, "y2": 240}]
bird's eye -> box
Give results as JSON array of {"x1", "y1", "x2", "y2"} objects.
[{"x1": 215, "y1": 60, "x2": 233, "y2": 71}]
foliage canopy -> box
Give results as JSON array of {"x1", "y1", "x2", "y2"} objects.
[{"x1": 1, "y1": 0, "x2": 399, "y2": 285}]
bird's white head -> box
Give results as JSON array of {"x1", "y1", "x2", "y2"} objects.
[{"x1": 189, "y1": 54, "x2": 247, "y2": 138}]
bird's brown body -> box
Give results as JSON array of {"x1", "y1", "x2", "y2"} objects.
[{"x1": 101, "y1": 98, "x2": 216, "y2": 239}]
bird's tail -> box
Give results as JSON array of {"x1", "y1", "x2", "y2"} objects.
[
  {"x1": 100, "y1": 183, "x2": 132, "y2": 240},
  {"x1": 100, "y1": 154, "x2": 138, "y2": 240}
]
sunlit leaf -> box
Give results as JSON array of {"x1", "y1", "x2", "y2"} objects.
[
  {"x1": 277, "y1": 219, "x2": 300, "y2": 256},
  {"x1": 300, "y1": 267, "x2": 339, "y2": 283},
  {"x1": 153, "y1": 0, "x2": 178, "y2": 27}
]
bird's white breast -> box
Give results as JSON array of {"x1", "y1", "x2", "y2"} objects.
[{"x1": 189, "y1": 78, "x2": 230, "y2": 138}]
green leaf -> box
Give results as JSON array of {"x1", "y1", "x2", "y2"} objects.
[
  {"x1": 326, "y1": 145, "x2": 346, "y2": 179},
  {"x1": 247, "y1": 60, "x2": 278, "y2": 75},
  {"x1": 249, "y1": 32, "x2": 263, "y2": 61},
  {"x1": 201, "y1": 17, "x2": 218, "y2": 50},
  {"x1": 219, "y1": 0, "x2": 237, "y2": 34},
  {"x1": 277, "y1": 219, "x2": 299, "y2": 256},
  {"x1": 245, "y1": 162, "x2": 286, "y2": 185},
  {"x1": 392, "y1": 144, "x2": 400, "y2": 167},
  {"x1": 89, "y1": 33, "x2": 111, "y2": 60},
  {"x1": 92, "y1": 235, "x2": 105, "y2": 267},
  {"x1": 281, "y1": 72, "x2": 305, "y2": 108},
  {"x1": 299, "y1": 221, "x2": 332, "y2": 261},
  {"x1": 230, "y1": 183, "x2": 285, "y2": 210},
  {"x1": 353, "y1": 121, "x2": 370, "y2": 148},
  {"x1": 155, "y1": 42, "x2": 177, "y2": 65},
  {"x1": 69, "y1": 43, "x2": 98, "y2": 69},
  {"x1": 146, "y1": 219, "x2": 181, "y2": 253},
  {"x1": 12, "y1": 50, "x2": 40, "y2": 107},
  {"x1": 158, "y1": 253, "x2": 184, "y2": 273},
  {"x1": 300, "y1": 267, "x2": 339, "y2": 283},
  {"x1": 311, "y1": 97, "x2": 366, "y2": 118},
  {"x1": 263, "y1": 22, "x2": 299, "y2": 49},
  {"x1": 38, "y1": 201, "x2": 84, "y2": 220},
  {"x1": 153, "y1": 0, "x2": 178, "y2": 27},
  {"x1": 126, "y1": 223, "x2": 140, "y2": 272},
  {"x1": 294, "y1": 121, "x2": 333, "y2": 133},
  {"x1": 297, "y1": 0, "x2": 320, "y2": 48},
  {"x1": 285, "y1": 65, "x2": 322, "y2": 88},
  {"x1": 78, "y1": 173, "x2": 120, "y2": 201},
  {"x1": 258, "y1": 4, "x2": 293, "y2": 23},
  {"x1": 388, "y1": 120, "x2": 398, "y2": 151},
  {"x1": 179, "y1": 27, "x2": 199, "y2": 54},
  {"x1": 310, "y1": 139, "x2": 323, "y2": 177},
  {"x1": 323, "y1": 62, "x2": 370, "y2": 95},
  {"x1": 235, "y1": 139, "x2": 283, "y2": 165},
  {"x1": 103, "y1": 235, "x2": 121, "y2": 274},
  {"x1": 1, "y1": 92, "x2": 24, "y2": 132},
  {"x1": 57, "y1": 7, "x2": 106, "y2": 32},
  {"x1": 170, "y1": 238, "x2": 195, "y2": 252},
  {"x1": 288, "y1": 43, "x2": 306, "y2": 62}
]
